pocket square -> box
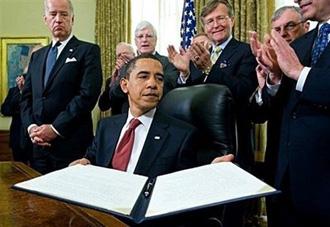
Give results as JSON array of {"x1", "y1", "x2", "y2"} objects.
[{"x1": 65, "y1": 57, "x2": 77, "y2": 63}]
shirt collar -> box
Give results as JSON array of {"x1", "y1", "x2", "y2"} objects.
[
  {"x1": 51, "y1": 33, "x2": 73, "y2": 47},
  {"x1": 127, "y1": 107, "x2": 156, "y2": 127},
  {"x1": 212, "y1": 35, "x2": 232, "y2": 51}
]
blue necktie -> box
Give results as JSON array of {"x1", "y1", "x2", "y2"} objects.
[
  {"x1": 44, "y1": 42, "x2": 60, "y2": 86},
  {"x1": 311, "y1": 23, "x2": 330, "y2": 66}
]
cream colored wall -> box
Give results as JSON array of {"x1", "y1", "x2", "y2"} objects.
[{"x1": 0, "y1": 0, "x2": 96, "y2": 130}]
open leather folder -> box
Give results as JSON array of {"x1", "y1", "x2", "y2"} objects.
[{"x1": 13, "y1": 162, "x2": 278, "y2": 225}]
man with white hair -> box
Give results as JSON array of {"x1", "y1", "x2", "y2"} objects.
[{"x1": 134, "y1": 21, "x2": 178, "y2": 94}]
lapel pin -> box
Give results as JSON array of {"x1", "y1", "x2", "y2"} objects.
[
  {"x1": 219, "y1": 61, "x2": 228, "y2": 68},
  {"x1": 154, "y1": 136, "x2": 161, "y2": 140},
  {"x1": 69, "y1": 49, "x2": 73, "y2": 52}
]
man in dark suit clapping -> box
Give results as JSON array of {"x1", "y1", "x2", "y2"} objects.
[
  {"x1": 21, "y1": 0, "x2": 102, "y2": 174},
  {"x1": 168, "y1": 1, "x2": 257, "y2": 226},
  {"x1": 250, "y1": 0, "x2": 330, "y2": 225}
]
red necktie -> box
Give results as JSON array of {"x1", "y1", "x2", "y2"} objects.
[{"x1": 111, "y1": 118, "x2": 141, "y2": 171}]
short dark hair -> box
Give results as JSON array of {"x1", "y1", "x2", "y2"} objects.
[
  {"x1": 123, "y1": 54, "x2": 162, "y2": 79},
  {"x1": 201, "y1": 0, "x2": 234, "y2": 25}
]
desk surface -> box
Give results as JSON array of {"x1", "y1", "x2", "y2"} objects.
[{"x1": 0, "y1": 161, "x2": 128, "y2": 227}]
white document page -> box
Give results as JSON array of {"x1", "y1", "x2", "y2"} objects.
[
  {"x1": 14, "y1": 164, "x2": 147, "y2": 215},
  {"x1": 146, "y1": 162, "x2": 276, "y2": 217}
]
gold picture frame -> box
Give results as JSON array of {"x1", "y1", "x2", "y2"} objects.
[{"x1": 0, "y1": 37, "x2": 49, "y2": 103}]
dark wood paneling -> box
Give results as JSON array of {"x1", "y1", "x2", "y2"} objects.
[{"x1": 0, "y1": 130, "x2": 12, "y2": 161}]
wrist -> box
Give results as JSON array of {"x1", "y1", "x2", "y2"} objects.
[{"x1": 267, "y1": 72, "x2": 281, "y2": 85}]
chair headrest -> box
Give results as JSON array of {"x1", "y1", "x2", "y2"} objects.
[{"x1": 159, "y1": 84, "x2": 236, "y2": 155}]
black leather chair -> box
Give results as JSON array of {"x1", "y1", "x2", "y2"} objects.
[{"x1": 159, "y1": 84, "x2": 237, "y2": 165}]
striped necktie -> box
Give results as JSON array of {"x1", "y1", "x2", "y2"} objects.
[{"x1": 211, "y1": 46, "x2": 222, "y2": 64}]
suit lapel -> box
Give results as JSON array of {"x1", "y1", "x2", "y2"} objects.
[
  {"x1": 216, "y1": 38, "x2": 239, "y2": 65},
  {"x1": 294, "y1": 28, "x2": 318, "y2": 67},
  {"x1": 36, "y1": 47, "x2": 50, "y2": 93},
  {"x1": 43, "y1": 36, "x2": 79, "y2": 91},
  {"x1": 107, "y1": 115, "x2": 127, "y2": 166},
  {"x1": 134, "y1": 112, "x2": 169, "y2": 175}
]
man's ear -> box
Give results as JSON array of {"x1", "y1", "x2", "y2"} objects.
[{"x1": 120, "y1": 78, "x2": 128, "y2": 94}]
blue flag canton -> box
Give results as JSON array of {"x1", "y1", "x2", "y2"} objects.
[{"x1": 180, "y1": 0, "x2": 196, "y2": 50}]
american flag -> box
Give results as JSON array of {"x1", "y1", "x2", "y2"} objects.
[{"x1": 180, "y1": 0, "x2": 196, "y2": 50}]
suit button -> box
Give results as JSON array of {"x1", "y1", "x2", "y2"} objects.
[{"x1": 292, "y1": 112, "x2": 297, "y2": 119}]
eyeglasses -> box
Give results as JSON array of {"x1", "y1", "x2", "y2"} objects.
[
  {"x1": 135, "y1": 34, "x2": 154, "y2": 40},
  {"x1": 272, "y1": 21, "x2": 304, "y2": 32},
  {"x1": 204, "y1": 15, "x2": 230, "y2": 27}
]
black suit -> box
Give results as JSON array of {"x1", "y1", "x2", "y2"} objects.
[
  {"x1": 1, "y1": 86, "x2": 32, "y2": 163},
  {"x1": 260, "y1": 27, "x2": 330, "y2": 226},
  {"x1": 21, "y1": 36, "x2": 102, "y2": 173},
  {"x1": 84, "y1": 110, "x2": 197, "y2": 178},
  {"x1": 98, "y1": 52, "x2": 178, "y2": 114},
  {"x1": 184, "y1": 38, "x2": 258, "y2": 171}
]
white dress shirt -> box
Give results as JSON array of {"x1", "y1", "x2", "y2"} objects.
[{"x1": 118, "y1": 108, "x2": 156, "y2": 173}]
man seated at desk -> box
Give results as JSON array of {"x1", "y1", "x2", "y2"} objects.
[{"x1": 70, "y1": 53, "x2": 233, "y2": 178}]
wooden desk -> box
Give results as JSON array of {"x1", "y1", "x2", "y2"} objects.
[{"x1": 0, "y1": 162, "x2": 128, "y2": 227}]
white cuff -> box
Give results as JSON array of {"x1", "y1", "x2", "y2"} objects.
[
  {"x1": 27, "y1": 124, "x2": 37, "y2": 134},
  {"x1": 296, "y1": 67, "x2": 311, "y2": 92},
  {"x1": 266, "y1": 74, "x2": 281, "y2": 96},
  {"x1": 50, "y1": 124, "x2": 62, "y2": 137},
  {"x1": 177, "y1": 72, "x2": 189, "y2": 84},
  {"x1": 255, "y1": 89, "x2": 263, "y2": 106}
]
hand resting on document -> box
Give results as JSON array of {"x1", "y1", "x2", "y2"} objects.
[
  {"x1": 69, "y1": 154, "x2": 234, "y2": 167},
  {"x1": 69, "y1": 158, "x2": 91, "y2": 166}
]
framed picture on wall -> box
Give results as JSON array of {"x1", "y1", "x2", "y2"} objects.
[{"x1": 0, "y1": 37, "x2": 49, "y2": 104}]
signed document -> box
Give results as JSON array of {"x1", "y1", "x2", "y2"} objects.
[{"x1": 13, "y1": 162, "x2": 277, "y2": 224}]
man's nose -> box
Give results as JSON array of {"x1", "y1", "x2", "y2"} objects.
[
  {"x1": 55, "y1": 14, "x2": 63, "y2": 22},
  {"x1": 146, "y1": 77, "x2": 157, "y2": 88},
  {"x1": 279, "y1": 28, "x2": 288, "y2": 37}
]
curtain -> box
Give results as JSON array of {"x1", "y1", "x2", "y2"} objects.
[
  {"x1": 94, "y1": 0, "x2": 131, "y2": 120},
  {"x1": 195, "y1": 0, "x2": 274, "y2": 42},
  {"x1": 130, "y1": 0, "x2": 184, "y2": 55},
  {"x1": 95, "y1": 0, "x2": 131, "y2": 80},
  {"x1": 195, "y1": 0, "x2": 208, "y2": 32}
]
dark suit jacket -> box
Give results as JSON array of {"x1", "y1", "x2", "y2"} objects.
[
  {"x1": 184, "y1": 38, "x2": 258, "y2": 170},
  {"x1": 21, "y1": 36, "x2": 102, "y2": 161},
  {"x1": 261, "y1": 27, "x2": 330, "y2": 223},
  {"x1": 84, "y1": 110, "x2": 198, "y2": 178},
  {"x1": 1, "y1": 86, "x2": 32, "y2": 161},
  {"x1": 154, "y1": 52, "x2": 178, "y2": 94},
  {"x1": 98, "y1": 52, "x2": 178, "y2": 114}
]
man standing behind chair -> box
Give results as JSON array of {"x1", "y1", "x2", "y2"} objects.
[
  {"x1": 168, "y1": 0, "x2": 257, "y2": 173},
  {"x1": 135, "y1": 21, "x2": 178, "y2": 95},
  {"x1": 101, "y1": 21, "x2": 179, "y2": 115},
  {"x1": 21, "y1": 0, "x2": 102, "y2": 174},
  {"x1": 168, "y1": 1, "x2": 257, "y2": 226}
]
